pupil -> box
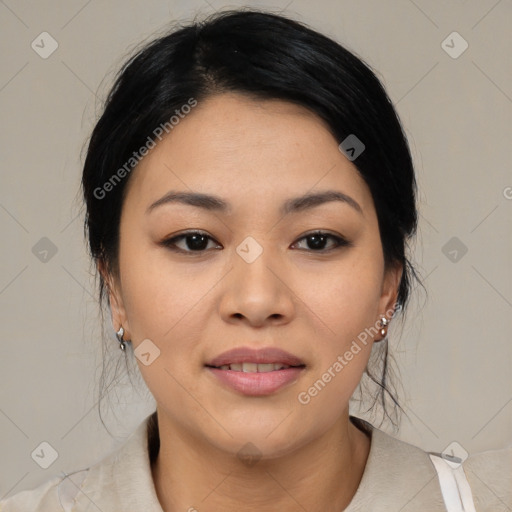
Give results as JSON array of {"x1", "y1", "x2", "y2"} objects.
[
  {"x1": 187, "y1": 234, "x2": 208, "y2": 251},
  {"x1": 308, "y1": 234, "x2": 326, "y2": 250}
]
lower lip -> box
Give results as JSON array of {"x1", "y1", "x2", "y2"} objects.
[{"x1": 206, "y1": 366, "x2": 305, "y2": 396}]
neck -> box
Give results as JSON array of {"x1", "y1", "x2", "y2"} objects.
[{"x1": 150, "y1": 409, "x2": 371, "y2": 512}]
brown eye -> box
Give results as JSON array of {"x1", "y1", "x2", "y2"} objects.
[
  {"x1": 161, "y1": 230, "x2": 351, "y2": 255},
  {"x1": 161, "y1": 231, "x2": 221, "y2": 253},
  {"x1": 292, "y1": 231, "x2": 351, "y2": 252}
]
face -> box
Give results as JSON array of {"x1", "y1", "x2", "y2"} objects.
[{"x1": 106, "y1": 92, "x2": 401, "y2": 458}]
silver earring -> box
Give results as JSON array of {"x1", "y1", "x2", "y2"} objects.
[
  {"x1": 379, "y1": 317, "x2": 389, "y2": 338},
  {"x1": 116, "y1": 326, "x2": 127, "y2": 351}
]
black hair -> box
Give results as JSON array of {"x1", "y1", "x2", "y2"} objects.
[{"x1": 82, "y1": 8, "x2": 425, "y2": 432}]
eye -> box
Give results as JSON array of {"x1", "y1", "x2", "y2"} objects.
[
  {"x1": 291, "y1": 231, "x2": 351, "y2": 252},
  {"x1": 161, "y1": 229, "x2": 351, "y2": 254},
  {"x1": 161, "y1": 230, "x2": 222, "y2": 253}
]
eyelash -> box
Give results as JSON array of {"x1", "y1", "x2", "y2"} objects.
[{"x1": 160, "y1": 230, "x2": 352, "y2": 254}]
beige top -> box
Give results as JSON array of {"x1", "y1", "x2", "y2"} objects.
[{"x1": 1, "y1": 412, "x2": 510, "y2": 511}]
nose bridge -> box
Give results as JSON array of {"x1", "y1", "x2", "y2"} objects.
[
  {"x1": 233, "y1": 234, "x2": 281, "y2": 293},
  {"x1": 219, "y1": 234, "x2": 295, "y2": 324}
]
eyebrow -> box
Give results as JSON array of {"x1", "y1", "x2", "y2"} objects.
[{"x1": 146, "y1": 189, "x2": 363, "y2": 216}]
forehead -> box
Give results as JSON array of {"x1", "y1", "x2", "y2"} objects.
[{"x1": 123, "y1": 93, "x2": 373, "y2": 216}]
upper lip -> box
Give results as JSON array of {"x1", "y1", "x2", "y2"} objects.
[{"x1": 205, "y1": 347, "x2": 305, "y2": 367}]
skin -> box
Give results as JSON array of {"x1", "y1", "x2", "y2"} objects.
[{"x1": 104, "y1": 92, "x2": 402, "y2": 512}]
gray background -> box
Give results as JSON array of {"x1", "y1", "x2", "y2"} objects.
[{"x1": 1, "y1": 0, "x2": 511, "y2": 497}]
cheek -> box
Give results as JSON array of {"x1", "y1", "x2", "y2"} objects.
[
  {"x1": 292, "y1": 251, "x2": 383, "y2": 345},
  {"x1": 289, "y1": 252, "x2": 382, "y2": 408},
  {"x1": 118, "y1": 239, "x2": 228, "y2": 381},
  {"x1": 117, "y1": 245, "x2": 213, "y2": 414},
  {"x1": 119, "y1": 235, "x2": 201, "y2": 336}
]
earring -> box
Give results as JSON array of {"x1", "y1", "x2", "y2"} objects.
[
  {"x1": 379, "y1": 316, "x2": 389, "y2": 339},
  {"x1": 116, "y1": 326, "x2": 128, "y2": 351}
]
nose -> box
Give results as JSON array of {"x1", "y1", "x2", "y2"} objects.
[{"x1": 218, "y1": 242, "x2": 296, "y2": 328}]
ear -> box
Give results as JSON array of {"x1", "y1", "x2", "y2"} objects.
[
  {"x1": 377, "y1": 260, "x2": 403, "y2": 333},
  {"x1": 98, "y1": 259, "x2": 131, "y2": 339}
]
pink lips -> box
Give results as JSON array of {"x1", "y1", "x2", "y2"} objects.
[
  {"x1": 205, "y1": 346, "x2": 305, "y2": 367},
  {"x1": 205, "y1": 346, "x2": 306, "y2": 396}
]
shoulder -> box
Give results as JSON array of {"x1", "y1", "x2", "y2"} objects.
[
  {"x1": 346, "y1": 417, "x2": 448, "y2": 511},
  {"x1": 352, "y1": 416, "x2": 443, "y2": 481},
  {"x1": 464, "y1": 444, "x2": 512, "y2": 511},
  {"x1": 1, "y1": 413, "x2": 162, "y2": 512},
  {"x1": 349, "y1": 416, "x2": 511, "y2": 512},
  {"x1": 0, "y1": 469, "x2": 89, "y2": 512}
]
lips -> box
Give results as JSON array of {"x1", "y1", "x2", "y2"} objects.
[{"x1": 205, "y1": 346, "x2": 306, "y2": 369}]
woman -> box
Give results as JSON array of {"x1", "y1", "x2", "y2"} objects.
[{"x1": 1, "y1": 8, "x2": 509, "y2": 512}]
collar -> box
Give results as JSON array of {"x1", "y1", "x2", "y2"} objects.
[{"x1": 74, "y1": 413, "x2": 163, "y2": 510}]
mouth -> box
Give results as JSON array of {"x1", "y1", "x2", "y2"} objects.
[
  {"x1": 205, "y1": 346, "x2": 305, "y2": 368},
  {"x1": 205, "y1": 362, "x2": 305, "y2": 372},
  {"x1": 204, "y1": 346, "x2": 306, "y2": 396}
]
